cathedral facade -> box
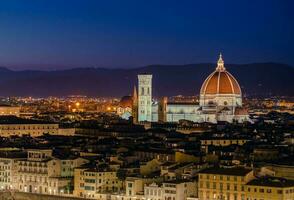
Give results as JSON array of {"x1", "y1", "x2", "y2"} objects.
[{"x1": 131, "y1": 54, "x2": 251, "y2": 124}]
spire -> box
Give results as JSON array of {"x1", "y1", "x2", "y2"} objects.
[
  {"x1": 133, "y1": 85, "x2": 138, "y2": 102},
  {"x1": 132, "y1": 85, "x2": 138, "y2": 124},
  {"x1": 216, "y1": 53, "x2": 225, "y2": 71}
]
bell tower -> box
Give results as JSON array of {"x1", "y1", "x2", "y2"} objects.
[{"x1": 138, "y1": 74, "x2": 152, "y2": 122}]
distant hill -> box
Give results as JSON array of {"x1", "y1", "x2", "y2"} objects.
[{"x1": 0, "y1": 63, "x2": 293, "y2": 97}]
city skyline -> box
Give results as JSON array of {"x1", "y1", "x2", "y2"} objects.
[
  {"x1": 0, "y1": 2, "x2": 293, "y2": 200},
  {"x1": 0, "y1": 0, "x2": 293, "y2": 70}
]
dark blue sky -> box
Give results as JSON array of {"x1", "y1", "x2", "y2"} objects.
[{"x1": 0, "y1": 0, "x2": 293, "y2": 70}]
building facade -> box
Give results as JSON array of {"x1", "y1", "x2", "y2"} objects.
[
  {"x1": 0, "y1": 105, "x2": 20, "y2": 117},
  {"x1": 0, "y1": 116, "x2": 59, "y2": 137},
  {"x1": 0, "y1": 157, "x2": 19, "y2": 190},
  {"x1": 245, "y1": 177, "x2": 294, "y2": 200},
  {"x1": 74, "y1": 166, "x2": 123, "y2": 199},
  {"x1": 15, "y1": 149, "x2": 88, "y2": 195},
  {"x1": 198, "y1": 167, "x2": 254, "y2": 200}
]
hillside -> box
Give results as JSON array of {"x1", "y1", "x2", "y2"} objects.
[{"x1": 0, "y1": 63, "x2": 293, "y2": 97}]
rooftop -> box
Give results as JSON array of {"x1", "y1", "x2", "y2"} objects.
[
  {"x1": 247, "y1": 177, "x2": 294, "y2": 188},
  {"x1": 199, "y1": 167, "x2": 252, "y2": 176},
  {"x1": 0, "y1": 116, "x2": 56, "y2": 125}
]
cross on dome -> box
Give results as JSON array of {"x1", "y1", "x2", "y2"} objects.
[{"x1": 216, "y1": 53, "x2": 225, "y2": 71}]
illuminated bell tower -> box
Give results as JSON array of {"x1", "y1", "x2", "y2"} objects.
[{"x1": 138, "y1": 74, "x2": 152, "y2": 122}]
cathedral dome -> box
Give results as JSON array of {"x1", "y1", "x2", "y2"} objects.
[
  {"x1": 119, "y1": 95, "x2": 133, "y2": 108},
  {"x1": 200, "y1": 54, "x2": 241, "y2": 96}
]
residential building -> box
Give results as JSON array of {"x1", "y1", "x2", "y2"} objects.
[
  {"x1": 246, "y1": 177, "x2": 294, "y2": 200},
  {"x1": 198, "y1": 167, "x2": 254, "y2": 200}
]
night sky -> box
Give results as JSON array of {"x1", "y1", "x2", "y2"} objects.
[{"x1": 0, "y1": 0, "x2": 293, "y2": 70}]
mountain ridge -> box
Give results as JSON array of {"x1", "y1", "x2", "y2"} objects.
[{"x1": 0, "y1": 62, "x2": 293, "y2": 97}]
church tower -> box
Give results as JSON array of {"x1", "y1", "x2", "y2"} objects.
[{"x1": 138, "y1": 74, "x2": 152, "y2": 122}]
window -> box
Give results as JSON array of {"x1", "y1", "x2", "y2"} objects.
[
  {"x1": 241, "y1": 194, "x2": 245, "y2": 200},
  {"x1": 206, "y1": 191, "x2": 210, "y2": 199},
  {"x1": 213, "y1": 182, "x2": 216, "y2": 189},
  {"x1": 233, "y1": 193, "x2": 237, "y2": 200},
  {"x1": 234, "y1": 184, "x2": 237, "y2": 191},
  {"x1": 206, "y1": 182, "x2": 210, "y2": 189},
  {"x1": 227, "y1": 193, "x2": 230, "y2": 200}
]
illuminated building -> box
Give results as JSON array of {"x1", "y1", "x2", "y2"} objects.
[
  {"x1": 138, "y1": 74, "x2": 153, "y2": 122},
  {"x1": 199, "y1": 53, "x2": 245, "y2": 123},
  {"x1": 0, "y1": 116, "x2": 59, "y2": 137},
  {"x1": 144, "y1": 183, "x2": 163, "y2": 200},
  {"x1": 16, "y1": 149, "x2": 88, "y2": 195},
  {"x1": 200, "y1": 138, "x2": 249, "y2": 147},
  {"x1": 74, "y1": 165, "x2": 123, "y2": 199},
  {"x1": 0, "y1": 105, "x2": 20, "y2": 117},
  {"x1": 132, "y1": 54, "x2": 251, "y2": 124},
  {"x1": 198, "y1": 167, "x2": 254, "y2": 200},
  {"x1": 161, "y1": 180, "x2": 197, "y2": 200},
  {"x1": 245, "y1": 177, "x2": 294, "y2": 200},
  {"x1": 116, "y1": 95, "x2": 133, "y2": 120},
  {"x1": 0, "y1": 157, "x2": 19, "y2": 190}
]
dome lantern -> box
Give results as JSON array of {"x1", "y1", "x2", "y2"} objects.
[{"x1": 216, "y1": 53, "x2": 225, "y2": 71}]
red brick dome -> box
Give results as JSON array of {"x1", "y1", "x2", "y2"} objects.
[
  {"x1": 119, "y1": 96, "x2": 133, "y2": 108},
  {"x1": 200, "y1": 54, "x2": 241, "y2": 95}
]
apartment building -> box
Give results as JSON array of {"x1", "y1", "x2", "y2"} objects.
[
  {"x1": 245, "y1": 177, "x2": 294, "y2": 200},
  {"x1": 0, "y1": 116, "x2": 58, "y2": 137},
  {"x1": 74, "y1": 163, "x2": 123, "y2": 199},
  {"x1": 16, "y1": 149, "x2": 88, "y2": 195},
  {"x1": 198, "y1": 167, "x2": 254, "y2": 200}
]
